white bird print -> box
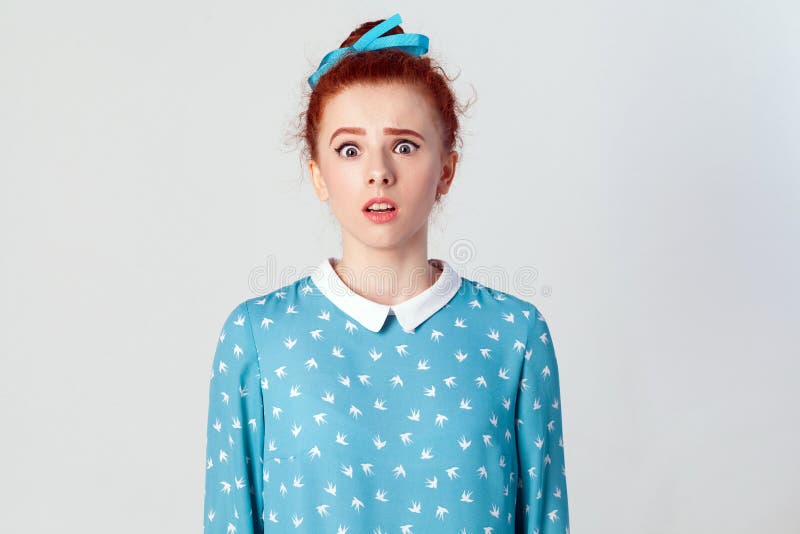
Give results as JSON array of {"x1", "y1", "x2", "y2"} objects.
[
  {"x1": 313, "y1": 412, "x2": 328, "y2": 425},
  {"x1": 494, "y1": 293, "x2": 507, "y2": 301},
  {"x1": 338, "y1": 374, "x2": 351, "y2": 388},
  {"x1": 487, "y1": 328, "x2": 500, "y2": 341},
  {"x1": 331, "y1": 346, "x2": 345, "y2": 358},
  {"x1": 408, "y1": 500, "x2": 421, "y2": 513},
  {"x1": 498, "y1": 367, "x2": 510, "y2": 380},
  {"x1": 547, "y1": 509, "x2": 560, "y2": 522},
  {"x1": 392, "y1": 465, "x2": 406, "y2": 478},
  {"x1": 283, "y1": 337, "x2": 297, "y2": 349},
  {"x1": 218, "y1": 361, "x2": 228, "y2": 376},
  {"x1": 445, "y1": 466, "x2": 460, "y2": 479},
  {"x1": 206, "y1": 457, "x2": 213, "y2": 469},
  {"x1": 522, "y1": 309, "x2": 531, "y2": 319},
  {"x1": 443, "y1": 376, "x2": 457, "y2": 388},
  {"x1": 361, "y1": 463, "x2": 374, "y2": 476},
  {"x1": 390, "y1": 374, "x2": 404, "y2": 388},
  {"x1": 220, "y1": 480, "x2": 231, "y2": 494},
  {"x1": 351, "y1": 496, "x2": 364, "y2": 511},
  {"x1": 519, "y1": 377, "x2": 530, "y2": 391},
  {"x1": 480, "y1": 347, "x2": 493, "y2": 359},
  {"x1": 417, "y1": 359, "x2": 430, "y2": 370},
  {"x1": 430, "y1": 329, "x2": 444, "y2": 341},
  {"x1": 335, "y1": 432, "x2": 349, "y2": 445},
  {"x1": 552, "y1": 398, "x2": 560, "y2": 410},
  {"x1": 267, "y1": 509, "x2": 278, "y2": 523},
  {"x1": 540, "y1": 331, "x2": 550, "y2": 344},
  {"x1": 279, "y1": 482, "x2": 287, "y2": 496},
  {"x1": 504, "y1": 428, "x2": 512, "y2": 441},
  {"x1": 337, "y1": 524, "x2": 351, "y2": 533},
  {"x1": 260, "y1": 316, "x2": 274, "y2": 330},
  {"x1": 207, "y1": 510, "x2": 215, "y2": 522},
  {"x1": 454, "y1": 317, "x2": 467, "y2": 328},
  {"x1": 400, "y1": 525, "x2": 413, "y2": 534},
  {"x1": 290, "y1": 422, "x2": 302, "y2": 437},
  {"x1": 285, "y1": 304, "x2": 298, "y2": 314},
  {"x1": 435, "y1": 505, "x2": 449, "y2": 519},
  {"x1": 291, "y1": 513, "x2": 304, "y2": 527},
  {"x1": 349, "y1": 404, "x2": 363, "y2": 418},
  {"x1": 373, "y1": 434, "x2": 387, "y2": 449},
  {"x1": 375, "y1": 489, "x2": 389, "y2": 502},
  {"x1": 318, "y1": 309, "x2": 330, "y2": 321},
  {"x1": 553, "y1": 486, "x2": 562, "y2": 498},
  {"x1": 482, "y1": 434, "x2": 493, "y2": 446},
  {"x1": 261, "y1": 376, "x2": 269, "y2": 390},
  {"x1": 289, "y1": 385, "x2": 302, "y2": 397},
  {"x1": 501, "y1": 397, "x2": 512, "y2": 410},
  {"x1": 368, "y1": 347, "x2": 382, "y2": 361},
  {"x1": 399, "y1": 432, "x2": 413, "y2": 445},
  {"x1": 316, "y1": 504, "x2": 331, "y2": 517},
  {"x1": 468, "y1": 299, "x2": 481, "y2": 308},
  {"x1": 271, "y1": 406, "x2": 283, "y2": 419},
  {"x1": 454, "y1": 349, "x2": 468, "y2": 362},
  {"x1": 513, "y1": 339, "x2": 525, "y2": 353},
  {"x1": 395, "y1": 344, "x2": 409, "y2": 356},
  {"x1": 292, "y1": 474, "x2": 304, "y2": 487},
  {"x1": 324, "y1": 481, "x2": 336, "y2": 495},
  {"x1": 407, "y1": 409, "x2": 420, "y2": 421},
  {"x1": 267, "y1": 439, "x2": 277, "y2": 452},
  {"x1": 238, "y1": 385, "x2": 248, "y2": 398},
  {"x1": 310, "y1": 329, "x2": 324, "y2": 340},
  {"x1": 300, "y1": 283, "x2": 314, "y2": 295},
  {"x1": 541, "y1": 365, "x2": 551, "y2": 379},
  {"x1": 424, "y1": 385, "x2": 436, "y2": 397},
  {"x1": 527, "y1": 465, "x2": 537, "y2": 478},
  {"x1": 308, "y1": 446, "x2": 321, "y2": 460},
  {"x1": 274, "y1": 366, "x2": 288, "y2": 379},
  {"x1": 345, "y1": 320, "x2": 358, "y2": 334},
  {"x1": 248, "y1": 418, "x2": 257, "y2": 431},
  {"x1": 489, "y1": 504, "x2": 500, "y2": 518},
  {"x1": 474, "y1": 375, "x2": 488, "y2": 388},
  {"x1": 218, "y1": 331, "x2": 226, "y2": 343},
  {"x1": 434, "y1": 414, "x2": 447, "y2": 427},
  {"x1": 502, "y1": 311, "x2": 514, "y2": 322},
  {"x1": 524, "y1": 347, "x2": 533, "y2": 361},
  {"x1": 274, "y1": 291, "x2": 287, "y2": 299},
  {"x1": 424, "y1": 475, "x2": 438, "y2": 488},
  {"x1": 357, "y1": 374, "x2": 371, "y2": 386},
  {"x1": 212, "y1": 418, "x2": 222, "y2": 432},
  {"x1": 321, "y1": 390, "x2": 335, "y2": 404},
  {"x1": 477, "y1": 465, "x2": 488, "y2": 479},
  {"x1": 547, "y1": 419, "x2": 556, "y2": 432},
  {"x1": 459, "y1": 398, "x2": 473, "y2": 410},
  {"x1": 340, "y1": 464, "x2": 353, "y2": 478},
  {"x1": 499, "y1": 455, "x2": 506, "y2": 468},
  {"x1": 420, "y1": 447, "x2": 434, "y2": 459},
  {"x1": 460, "y1": 490, "x2": 473, "y2": 502},
  {"x1": 304, "y1": 357, "x2": 318, "y2": 370},
  {"x1": 374, "y1": 398, "x2": 387, "y2": 411},
  {"x1": 233, "y1": 314, "x2": 245, "y2": 326},
  {"x1": 233, "y1": 344, "x2": 244, "y2": 359},
  {"x1": 457, "y1": 435, "x2": 472, "y2": 450}
]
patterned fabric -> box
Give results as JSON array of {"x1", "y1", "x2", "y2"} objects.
[{"x1": 202, "y1": 259, "x2": 570, "y2": 533}]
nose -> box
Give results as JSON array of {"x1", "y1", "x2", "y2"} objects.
[{"x1": 366, "y1": 152, "x2": 396, "y2": 187}]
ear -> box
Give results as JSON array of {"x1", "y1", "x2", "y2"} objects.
[
  {"x1": 308, "y1": 159, "x2": 330, "y2": 201},
  {"x1": 436, "y1": 150, "x2": 459, "y2": 198}
]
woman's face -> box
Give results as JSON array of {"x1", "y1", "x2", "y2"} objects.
[{"x1": 309, "y1": 82, "x2": 458, "y2": 251}]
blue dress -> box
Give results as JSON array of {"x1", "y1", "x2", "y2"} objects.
[{"x1": 203, "y1": 257, "x2": 570, "y2": 533}]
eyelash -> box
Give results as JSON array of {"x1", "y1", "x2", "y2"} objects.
[{"x1": 334, "y1": 139, "x2": 420, "y2": 158}]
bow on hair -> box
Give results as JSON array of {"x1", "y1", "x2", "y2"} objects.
[{"x1": 307, "y1": 13, "x2": 430, "y2": 89}]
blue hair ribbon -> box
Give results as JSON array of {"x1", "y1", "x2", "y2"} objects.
[{"x1": 307, "y1": 13, "x2": 430, "y2": 89}]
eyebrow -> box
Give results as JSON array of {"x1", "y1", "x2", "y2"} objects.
[{"x1": 329, "y1": 127, "x2": 426, "y2": 145}]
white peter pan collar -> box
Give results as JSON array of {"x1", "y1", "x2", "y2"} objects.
[{"x1": 309, "y1": 257, "x2": 463, "y2": 333}]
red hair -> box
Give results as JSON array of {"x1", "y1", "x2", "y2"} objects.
[{"x1": 297, "y1": 17, "x2": 473, "y2": 166}]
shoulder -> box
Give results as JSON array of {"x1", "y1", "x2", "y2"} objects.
[
  {"x1": 220, "y1": 273, "x2": 315, "y2": 334},
  {"x1": 459, "y1": 275, "x2": 547, "y2": 327}
]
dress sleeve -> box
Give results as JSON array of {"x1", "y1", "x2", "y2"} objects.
[
  {"x1": 514, "y1": 309, "x2": 570, "y2": 533},
  {"x1": 203, "y1": 301, "x2": 265, "y2": 533}
]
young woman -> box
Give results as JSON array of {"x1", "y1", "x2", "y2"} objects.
[{"x1": 203, "y1": 13, "x2": 570, "y2": 533}]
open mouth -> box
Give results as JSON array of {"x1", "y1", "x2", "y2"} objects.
[{"x1": 365, "y1": 207, "x2": 396, "y2": 213}]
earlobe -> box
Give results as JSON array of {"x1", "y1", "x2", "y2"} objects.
[{"x1": 308, "y1": 159, "x2": 329, "y2": 201}]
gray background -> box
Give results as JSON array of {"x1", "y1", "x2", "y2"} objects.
[{"x1": 2, "y1": 1, "x2": 798, "y2": 532}]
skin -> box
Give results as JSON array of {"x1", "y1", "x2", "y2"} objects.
[{"x1": 308, "y1": 82, "x2": 459, "y2": 305}]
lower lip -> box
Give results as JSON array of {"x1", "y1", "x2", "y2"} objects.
[{"x1": 363, "y1": 208, "x2": 398, "y2": 223}]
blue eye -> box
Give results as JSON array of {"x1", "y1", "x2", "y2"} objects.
[{"x1": 333, "y1": 139, "x2": 420, "y2": 159}]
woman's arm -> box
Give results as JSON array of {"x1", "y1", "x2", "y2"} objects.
[
  {"x1": 202, "y1": 301, "x2": 265, "y2": 533},
  {"x1": 514, "y1": 308, "x2": 570, "y2": 533}
]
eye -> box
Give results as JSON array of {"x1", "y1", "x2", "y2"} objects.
[
  {"x1": 395, "y1": 139, "x2": 420, "y2": 155},
  {"x1": 334, "y1": 142, "x2": 360, "y2": 158}
]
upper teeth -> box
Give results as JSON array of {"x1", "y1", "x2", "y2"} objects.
[{"x1": 368, "y1": 202, "x2": 393, "y2": 210}]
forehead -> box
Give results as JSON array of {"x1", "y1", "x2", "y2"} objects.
[{"x1": 320, "y1": 83, "x2": 437, "y2": 131}]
